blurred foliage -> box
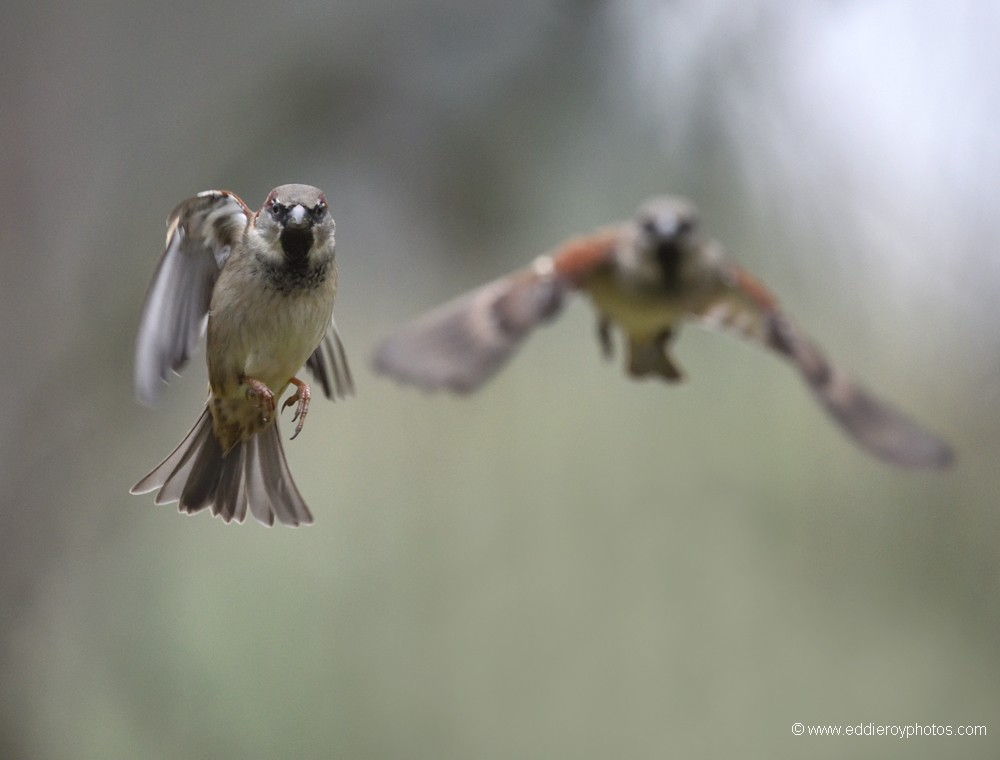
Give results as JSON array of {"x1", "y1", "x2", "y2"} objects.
[{"x1": 2, "y1": 1, "x2": 999, "y2": 758}]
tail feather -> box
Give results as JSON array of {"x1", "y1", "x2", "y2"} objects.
[
  {"x1": 214, "y1": 443, "x2": 247, "y2": 523},
  {"x1": 250, "y1": 426, "x2": 313, "y2": 526},
  {"x1": 626, "y1": 331, "x2": 685, "y2": 382},
  {"x1": 179, "y1": 428, "x2": 224, "y2": 513},
  {"x1": 131, "y1": 404, "x2": 314, "y2": 526}
]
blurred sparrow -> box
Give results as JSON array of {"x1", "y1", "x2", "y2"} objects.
[
  {"x1": 131, "y1": 185, "x2": 353, "y2": 526},
  {"x1": 374, "y1": 196, "x2": 953, "y2": 468}
]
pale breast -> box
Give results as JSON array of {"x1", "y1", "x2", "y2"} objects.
[
  {"x1": 585, "y1": 269, "x2": 686, "y2": 338},
  {"x1": 208, "y1": 258, "x2": 336, "y2": 398},
  {"x1": 584, "y1": 264, "x2": 727, "y2": 339},
  {"x1": 242, "y1": 289, "x2": 334, "y2": 391}
]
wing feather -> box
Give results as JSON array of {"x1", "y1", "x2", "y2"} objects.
[
  {"x1": 373, "y1": 260, "x2": 567, "y2": 393},
  {"x1": 692, "y1": 265, "x2": 954, "y2": 468},
  {"x1": 134, "y1": 190, "x2": 249, "y2": 405},
  {"x1": 372, "y1": 230, "x2": 616, "y2": 393},
  {"x1": 306, "y1": 318, "x2": 355, "y2": 400}
]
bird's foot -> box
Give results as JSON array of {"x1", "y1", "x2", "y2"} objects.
[
  {"x1": 243, "y1": 376, "x2": 276, "y2": 423},
  {"x1": 283, "y1": 377, "x2": 311, "y2": 440}
]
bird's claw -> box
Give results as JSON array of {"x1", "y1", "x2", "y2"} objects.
[
  {"x1": 284, "y1": 377, "x2": 311, "y2": 440},
  {"x1": 243, "y1": 377, "x2": 276, "y2": 422}
]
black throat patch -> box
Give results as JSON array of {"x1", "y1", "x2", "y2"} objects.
[
  {"x1": 280, "y1": 227, "x2": 315, "y2": 265},
  {"x1": 654, "y1": 238, "x2": 685, "y2": 291},
  {"x1": 257, "y1": 228, "x2": 330, "y2": 294}
]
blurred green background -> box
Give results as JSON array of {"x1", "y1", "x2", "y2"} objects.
[{"x1": 2, "y1": 1, "x2": 998, "y2": 758}]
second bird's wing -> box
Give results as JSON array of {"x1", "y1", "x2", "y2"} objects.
[
  {"x1": 372, "y1": 263, "x2": 568, "y2": 393},
  {"x1": 373, "y1": 230, "x2": 617, "y2": 393},
  {"x1": 692, "y1": 264, "x2": 954, "y2": 469}
]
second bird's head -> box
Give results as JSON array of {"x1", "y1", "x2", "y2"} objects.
[{"x1": 616, "y1": 195, "x2": 699, "y2": 289}]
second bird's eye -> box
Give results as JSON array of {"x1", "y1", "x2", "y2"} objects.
[{"x1": 271, "y1": 202, "x2": 287, "y2": 217}]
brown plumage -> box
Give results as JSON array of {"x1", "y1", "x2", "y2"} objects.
[
  {"x1": 131, "y1": 185, "x2": 353, "y2": 525},
  {"x1": 373, "y1": 196, "x2": 953, "y2": 469}
]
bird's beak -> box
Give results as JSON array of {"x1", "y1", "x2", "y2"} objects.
[
  {"x1": 648, "y1": 218, "x2": 680, "y2": 240},
  {"x1": 286, "y1": 204, "x2": 309, "y2": 229}
]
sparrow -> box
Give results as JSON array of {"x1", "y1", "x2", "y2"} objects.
[
  {"x1": 373, "y1": 196, "x2": 953, "y2": 469},
  {"x1": 131, "y1": 184, "x2": 353, "y2": 526}
]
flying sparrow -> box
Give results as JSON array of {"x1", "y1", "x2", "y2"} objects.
[
  {"x1": 131, "y1": 184, "x2": 353, "y2": 526},
  {"x1": 373, "y1": 196, "x2": 953, "y2": 468}
]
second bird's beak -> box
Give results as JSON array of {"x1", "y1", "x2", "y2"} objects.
[{"x1": 643, "y1": 216, "x2": 682, "y2": 241}]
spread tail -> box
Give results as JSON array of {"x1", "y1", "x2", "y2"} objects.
[{"x1": 131, "y1": 406, "x2": 314, "y2": 526}]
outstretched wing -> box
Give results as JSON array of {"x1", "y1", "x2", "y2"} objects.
[
  {"x1": 693, "y1": 265, "x2": 954, "y2": 469},
  {"x1": 372, "y1": 262, "x2": 568, "y2": 394},
  {"x1": 134, "y1": 190, "x2": 250, "y2": 406},
  {"x1": 763, "y1": 312, "x2": 954, "y2": 468},
  {"x1": 306, "y1": 318, "x2": 354, "y2": 400},
  {"x1": 372, "y1": 230, "x2": 616, "y2": 393}
]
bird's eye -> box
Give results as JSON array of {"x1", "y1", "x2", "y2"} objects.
[
  {"x1": 311, "y1": 202, "x2": 327, "y2": 220},
  {"x1": 271, "y1": 202, "x2": 287, "y2": 217}
]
